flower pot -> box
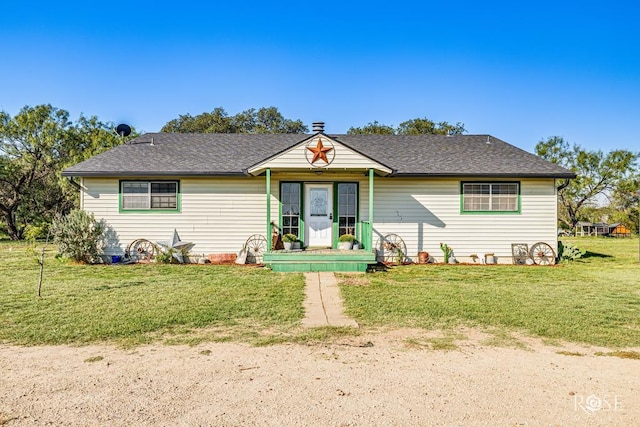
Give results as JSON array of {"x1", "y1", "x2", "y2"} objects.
[
  {"x1": 292, "y1": 242, "x2": 301, "y2": 250},
  {"x1": 418, "y1": 251, "x2": 429, "y2": 264},
  {"x1": 283, "y1": 242, "x2": 293, "y2": 250},
  {"x1": 338, "y1": 242, "x2": 353, "y2": 250},
  {"x1": 352, "y1": 243, "x2": 360, "y2": 250}
]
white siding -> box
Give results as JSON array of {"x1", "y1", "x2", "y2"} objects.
[
  {"x1": 82, "y1": 174, "x2": 559, "y2": 264},
  {"x1": 371, "y1": 177, "x2": 558, "y2": 263},
  {"x1": 82, "y1": 177, "x2": 269, "y2": 256},
  {"x1": 250, "y1": 136, "x2": 390, "y2": 173}
]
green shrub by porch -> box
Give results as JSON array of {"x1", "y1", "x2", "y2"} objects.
[
  {"x1": 338, "y1": 234, "x2": 355, "y2": 243},
  {"x1": 283, "y1": 233, "x2": 298, "y2": 243}
]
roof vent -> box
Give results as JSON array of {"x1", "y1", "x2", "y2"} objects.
[{"x1": 312, "y1": 122, "x2": 325, "y2": 133}]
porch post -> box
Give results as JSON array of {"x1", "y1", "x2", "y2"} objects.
[
  {"x1": 368, "y1": 168, "x2": 374, "y2": 250},
  {"x1": 266, "y1": 168, "x2": 272, "y2": 251}
]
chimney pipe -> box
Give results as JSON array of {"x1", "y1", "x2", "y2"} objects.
[{"x1": 312, "y1": 122, "x2": 325, "y2": 133}]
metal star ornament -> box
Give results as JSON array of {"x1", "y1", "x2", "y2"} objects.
[{"x1": 306, "y1": 138, "x2": 333, "y2": 164}]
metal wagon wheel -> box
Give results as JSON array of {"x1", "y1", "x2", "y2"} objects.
[
  {"x1": 245, "y1": 234, "x2": 267, "y2": 264},
  {"x1": 126, "y1": 239, "x2": 156, "y2": 262},
  {"x1": 376, "y1": 233, "x2": 407, "y2": 263},
  {"x1": 529, "y1": 242, "x2": 556, "y2": 265}
]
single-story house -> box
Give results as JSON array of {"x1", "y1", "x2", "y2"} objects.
[
  {"x1": 575, "y1": 222, "x2": 632, "y2": 238},
  {"x1": 62, "y1": 122, "x2": 575, "y2": 271}
]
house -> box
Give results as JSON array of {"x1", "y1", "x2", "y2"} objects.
[
  {"x1": 62, "y1": 122, "x2": 575, "y2": 271},
  {"x1": 575, "y1": 222, "x2": 632, "y2": 238}
]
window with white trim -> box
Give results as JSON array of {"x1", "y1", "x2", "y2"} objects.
[
  {"x1": 121, "y1": 181, "x2": 178, "y2": 210},
  {"x1": 462, "y1": 182, "x2": 519, "y2": 212}
]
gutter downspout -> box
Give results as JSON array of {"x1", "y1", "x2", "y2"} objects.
[
  {"x1": 557, "y1": 178, "x2": 571, "y2": 191},
  {"x1": 67, "y1": 176, "x2": 82, "y2": 190}
]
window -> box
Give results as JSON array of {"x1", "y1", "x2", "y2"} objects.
[
  {"x1": 281, "y1": 182, "x2": 301, "y2": 237},
  {"x1": 462, "y1": 182, "x2": 519, "y2": 213},
  {"x1": 337, "y1": 183, "x2": 358, "y2": 236},
  {"x1": 121, "y1": 181, "x2": 178, "y2": 211}
]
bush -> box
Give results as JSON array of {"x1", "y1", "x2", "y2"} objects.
[
  {"x1": 51, "y1": 210, "x2": 105, "y2": 263},
  {"x1": 282, "y1": 233, "x2": 298, "y2": 243},
  {"x1": 339, "y1": 234, "x2": 355, "y2": 243},
  {"x1": 24, "y1": 223, "x2": 50, "y2": 241},
  {"x1": 558, "y1": 241, "x2": 586, "y2": 262}
]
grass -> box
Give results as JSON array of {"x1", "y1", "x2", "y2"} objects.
[
  {"x1": 1, "y1": 237, "x2": 639, "y2": 349},
  {"x1": 0, "y1": 241, "x2": 306, "y2": 346},
  {"x1": 339, "y1": 237, "x2": 640, "y2": 348}
]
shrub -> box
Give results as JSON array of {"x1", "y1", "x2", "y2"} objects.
[
  {"x1": 558, "y1": 241, "x2": 586, "y2": 262},
  {"x1": 24, "y1": 223, "x2": 50, "y2": 241},
  {"x1": 51, "y1": 210, "x2": 105, "y2": 263},
  {"x1": 282, "y1": 233, "x2": 298, "y2": 243},
  {"x1": 339, "y1": 234, "x2": 355, "y2": 243}
]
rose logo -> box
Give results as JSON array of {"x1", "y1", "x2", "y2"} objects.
[{"x1": 585, "y1": 395, "x2": 603, "y2": 413}]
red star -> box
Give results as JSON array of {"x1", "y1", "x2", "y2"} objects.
[{"x1": 306, "y1": 138, "x2": 333, "y2": 164}]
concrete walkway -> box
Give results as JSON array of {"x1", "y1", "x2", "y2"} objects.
[{"x1": 302, "y1": 272, "x2": 359, "y2": 328}]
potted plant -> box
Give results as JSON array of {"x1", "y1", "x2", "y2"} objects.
[
  {"x1": 282, "y1": 233, "x2": 297, "y2": 250},
  {"x1": 352, "y1": 239, "x2": 360, "y2": 250},
  {"x1": 338, "y1": 234, "x2": 355, "y2": 250}
]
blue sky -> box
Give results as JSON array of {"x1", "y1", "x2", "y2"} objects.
[{"x1": 1, "y1": 1, "x2": 638, "y2": 153}]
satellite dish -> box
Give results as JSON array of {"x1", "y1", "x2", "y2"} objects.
[{"x1": 115, "y1": 123, "x2": 132, "y2": 137}]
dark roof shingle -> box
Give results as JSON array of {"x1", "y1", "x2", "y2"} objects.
[{"x1": 62, "y1": 133, "x2": 575, "y2": 178}]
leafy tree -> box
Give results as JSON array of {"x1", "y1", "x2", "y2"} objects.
[
  {"x1": 0, "y1": 105, "x2": 72, "y2": 240},
  {"x1": 347, "y1": 118, "x2": 466, "y2": 135},
  {"x1": 535, "y1": 136, "x2": 638, "y2": 229},
  {"x1": 232, "y1": 107, "x2": 307, "y2": 134},
  {"x1": 0, "y1": 105, "x2": 130, "y2": 240},
  {"x1": 606, "y1": 177, "x2": 640, "y2": 234},
  {"x1": 161, "y1": 107, "x2": 233, "y2": 133},
  {"x1": 397, "y1": 118, "x2": 466, "y2": 135},
  {"x1": 347, "y1": 121, "x2": 395, "y2": 135},
  {"x1": 161, "y1": 106, "x2": 307, "y2": 134}
]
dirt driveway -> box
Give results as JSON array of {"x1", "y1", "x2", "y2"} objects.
[{"x1": 1, "y1": 330, "x2": 638, "y2": 426}]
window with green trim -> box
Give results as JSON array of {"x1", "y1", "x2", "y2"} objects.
[
  {"x1": 121, "y1": 181, "x2": 178, "y2": 210},
  {"x1": 337, "y1": 183, "x2": 357, "y2": 236},
  {"x1": 462, "y1": 182, "x2": 519, "y2": 212},
  {"x1": 281, "y1": 182, "x2": 301, "y2": 237}
]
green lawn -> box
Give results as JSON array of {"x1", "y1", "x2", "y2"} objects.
[
  {"x1": 1, "y1": 238, "x2": 639, "y2": 348},
  {"x1": 340, "y1": 237, "x2": 640, "y2": 348},
  {"x1": 0, "y1": 242, "x2": 305, "y2": 346}
]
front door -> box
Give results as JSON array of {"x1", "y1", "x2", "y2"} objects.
[{"x1": 305, "y1": 183, "x2": 333, "y2": 247}]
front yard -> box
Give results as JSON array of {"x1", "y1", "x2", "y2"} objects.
[{"x1": 1, "y1": 237, "x2": 638, "y2": 348}]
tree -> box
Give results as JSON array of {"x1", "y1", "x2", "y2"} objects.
[
  {"x1": 535, "y1": 136, "x2": 638, "y2": 229},
  {"x1": 607, "y1": 177, "x2": 640, "y2": 234},
  {"x1": 161, "y1": 107, "x2": 233, "y2": 133},
  {"x1": 161, "y1": 106, "x2": 307, "y2": 134},
  {"x1": 347, "y1": 118, "x2": 466, "y2": 135},
  {"x1": 0, "y1": 105, "x2": 71, "y2": 240},
  {"x1": 0, "y1": 105, "x2": 130, "y2": 240},
  {"x1": 232, "y1": 107, "x2": 307, "y2": 134},
  {"x1": 397, "y1": 118, "x2": 466, "y2": 135},
  {"x1": 347, "y1": 121, "x2": 395, "y2": 135}
]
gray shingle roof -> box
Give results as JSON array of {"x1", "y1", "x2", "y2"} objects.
[{"x1": 62, "y1": 132, "x2": 575, "y2": 178}]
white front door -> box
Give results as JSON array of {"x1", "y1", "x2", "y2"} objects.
[{"x1": 305, "y1": 184, "x2": 333, "y2": 247}]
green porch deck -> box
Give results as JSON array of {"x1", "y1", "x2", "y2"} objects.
[{"x1": 264, "y1": 249, "x2": 377, "y2": 272}]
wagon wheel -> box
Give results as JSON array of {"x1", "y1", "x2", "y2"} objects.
[
  {"x1": 529, "y1": 242, "x2": 556, "y2": 265},
  {"x1": 245, "y1": 234, "x2": 267, "y2": 264},
  {"x1": 126, "y1": 239, "x2": 156, "y2": 262},
  {"x1": 376, "y1": 233, "x2": 407, "y2": 263}
]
